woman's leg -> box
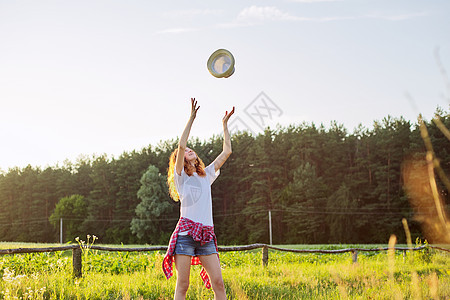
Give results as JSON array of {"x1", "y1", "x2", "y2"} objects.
[
  {"x1": 174, "y1": 254, "x2": 192, "y2": 300},
  {"x1": 198, "y1": 254, "x2": 226, "y2": 300}
]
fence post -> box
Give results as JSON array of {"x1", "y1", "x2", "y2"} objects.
[
  {"x1": 60, "y1": 218, "x2": 63, "y2": 244},
  {"x1": 268, "y1": 210, "x2": 272, "y2": 245},
  {"x1": 73, "y1": 247, "x2": 82, "y2": 278},
  {"x1": 352, "y1": 250, "x2": 358, "y2": 263},
  {"x1": 262, "y1": 245, "x2": 269, "y2": 267}
]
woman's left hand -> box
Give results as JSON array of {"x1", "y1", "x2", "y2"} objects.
[{"x1": 222, "y1": 107, "x2": 235, "y2": 125}]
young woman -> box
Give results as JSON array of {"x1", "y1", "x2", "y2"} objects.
[{"x1": 163, "y1": 98, "x2": 234, "y2": 300}]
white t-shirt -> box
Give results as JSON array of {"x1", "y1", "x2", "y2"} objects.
[{"x1": 174, "y1": 163, "x2": 220, "y2": 234}]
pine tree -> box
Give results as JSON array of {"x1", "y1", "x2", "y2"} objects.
[
  {"x1": 213, "y1": 132, "x2": 255, "y2": 244},
  {"x1": 0, "y1": 169, "x2": 21, "y2": 241},
  {"x1": 243, "y1": 129, "x2": 288, "y2": 243},
  {"x1": 83, "y1": 155, "x2": 118, "y2": 243},
  {"x1": 281, "y1": 163, "x2": 329, "y2": 243},
  {"x1": 326, "y1": 183, "x2": 358, "y2": 243},
  {"x1": 130, "y1": 165, "x2": 177, "y2": 244}
]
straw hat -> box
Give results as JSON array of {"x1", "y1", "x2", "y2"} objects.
[{"x1": 207, "y1": 49, "x2": 235, "y2": 78}]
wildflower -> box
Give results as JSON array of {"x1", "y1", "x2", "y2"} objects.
[
  {"x1": 2, "y1": 268, "x2": 14, "y2": 282},
  {"x1": 2, "y1": 268, "x2": 27, "y2": 283}
]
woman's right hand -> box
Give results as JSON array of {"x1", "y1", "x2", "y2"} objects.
[{"x1": 190, "y1": 98, "x2": 200, "y2": 120}]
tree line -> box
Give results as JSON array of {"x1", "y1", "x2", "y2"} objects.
[{"x1": 0, "y1": 107, "x2": 448, "y2": 245}]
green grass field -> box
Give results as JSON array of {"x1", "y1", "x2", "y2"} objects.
[{"x1": 0, "y1": 242, "x2": 449, "y2": 299}]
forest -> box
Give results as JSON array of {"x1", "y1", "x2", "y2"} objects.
[{"x1": 0, "y1": 107, "x2": 449, "y2": 245}]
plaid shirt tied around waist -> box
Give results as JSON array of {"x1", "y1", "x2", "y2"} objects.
[{"x1": 162, "y1": 217, "x2": 218, "y2": 289}]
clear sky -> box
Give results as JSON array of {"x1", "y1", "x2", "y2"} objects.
[{"x1": 0, "y1": 0, "x2": 449, "y2": 171}]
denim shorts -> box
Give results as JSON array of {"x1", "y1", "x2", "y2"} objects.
[{"x1": 174, "y1": 234, "x2": 218, "y2": 256}]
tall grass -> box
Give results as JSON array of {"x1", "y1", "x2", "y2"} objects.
[{"x1": 1, "y1": 243, "x2": 449, "y2": 299}]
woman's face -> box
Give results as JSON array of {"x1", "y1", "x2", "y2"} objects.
[{"x1": 184, "y1": 147, "x2": 197, "y2": 162}]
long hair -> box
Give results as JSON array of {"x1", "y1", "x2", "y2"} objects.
[{"x1": 167, "y1": 148, "x2": 206, "y2": 201}]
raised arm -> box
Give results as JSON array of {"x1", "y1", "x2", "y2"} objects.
[
  {"x1": 175, "y1": 98, "x2": 200, "y2": 176},
  {"x1": 213, "y1": 107, "x2": 235, "y2": 172}
]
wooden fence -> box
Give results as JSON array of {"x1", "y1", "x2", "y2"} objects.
[{"x1": 1, "y1": 244, "x2": 448, "y2": 278}]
